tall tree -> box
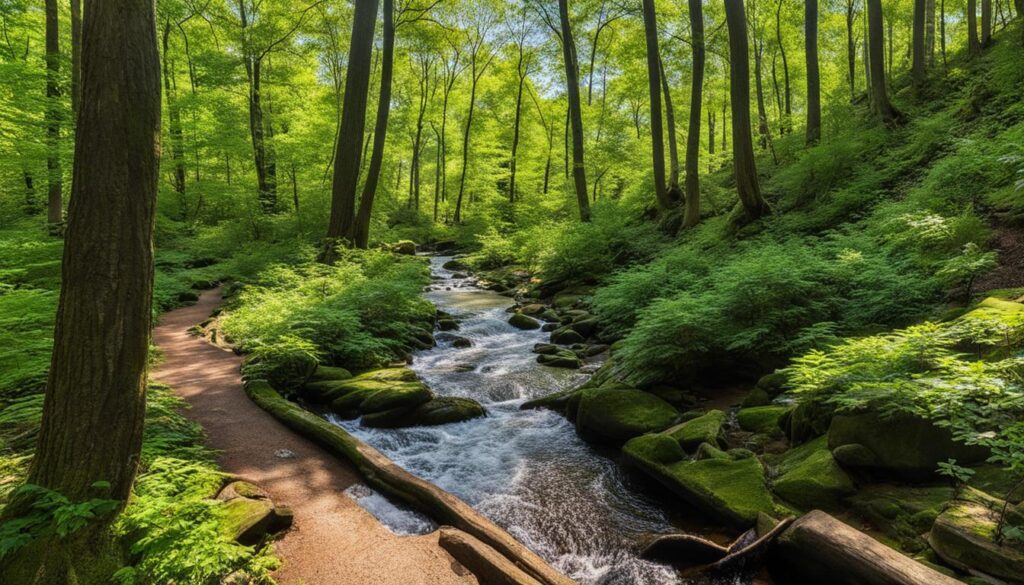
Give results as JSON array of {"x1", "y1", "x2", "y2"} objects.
[
  {"x1": 453, "y1": 12, "x2": 497, "y2": 224},
  {"x1": 641, "y1": 0, "x2": 672, "y2": 210},
  {"x1": 70, "y1": 0, "x2": 81, "y2": 118},
  {"x1": 351, "y1": 0, "x2": 395, "y2": 248},
  {"x1": 558, "y1": 0, "x2": 591, "y2": 221},
  {"x1": 867, "y1": 0, "x2": 901, "y2": 123},
  {"x1": 322, "y1": 0, "x2": 379, "y2": 261},
  {"x1": 44, "y1": 0, "x2": 62, "y2": 234},
  {"x1": 981, "y1": 0, "x2": 993, "y2": 45},
  {"x1": 660, "y1": 59, "x2": 682, "y2": 202},
  {"x1": 912, "y1": 0, "x2": 927, "y2": 88},
  {"x1": 682, "y1": 0, "x2": 705, "y2": 228},
  {"x1": 507, "y1": 6, "x2": 536, "y2": 204},
  {"x1": 846, "y1": 0, "x2": 858, "y2": 101},
  {"x1": 724, "y1": 0, "x2": 769, "y2": 222},
  {"x1": 925, "y1": 0, "x2": 936, "y2": 67},
  {"x1": 806, "y1": 0, "x2": 822, "y2": 144},
  {"x1": 5, "y1": 0, "x2": 161, "y2": 576},
  {"x1": 774, "y1": 0, "x2": 791, "y2": 133},
  {"x1": 968, "y1": 0, "x2": 981, "y2": 56},
  {"x1": 162, "y1": 20, "x2": 187, "y2": 206}
]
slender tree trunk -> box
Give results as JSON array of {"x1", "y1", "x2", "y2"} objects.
[
  {"x1": 982, "y1": 0, "x2": 993, "y2": 45},
  {"x1": 642, "y1": 0, "x2": 671, "y2": 210},
  {"x1": 912, "y1": 0, "x2": 927, "y2": 88},
  {"x1": 45, "y1": 0, "x2": 63, "y2": 234},
  {"x1": 322, "y1": 0, "x2": 378, "y2": 261},
  {"x1": 753, "y1": 37, "x2": 772, "y2": 152},
  {"x1": 925, "y1": 0, "x2": 936, "y2": 66},
  {"x1": 941, "y1": 0, "x2": 948, "y2": 67},
  {"x1": 775, "y1": 0, "x2": 791, "y2": 133},
  {"x1": 558, "y1": 0, "x2": 591, "y2": 221},
  {"x1": 968, "y1": 0, "x2": 981, "y2": 56},
  {"x1": 291, "y1": 161, "x2": 298, "y2": 211},
  {"x1": 162, "y1": 22, "x2": 187, "y2": 205},
  {"x1": 846, "y1": 0, "x2": 857, "y2": 101},
  {"x1": 659, "y1": 59, "x2": 681, "y2": 202},
  {"x1": 432, "y1": 123, "x2": 441, "y2": 222},
  {"x1": 682, "y1": 0, "x2": 704, "y2": 228},
  {"x1": 70, "y1": 0, "x2": 81, "y2": 119},
  {"x1": 6, "y1": 0, "x2": 160, "y2": 576},
  {"x1": 868, "y1": 0, "x2": 901, "y2": 123},
  {"x1": 454, "y1": 47, "x2": 491, "y2": 223},
  {"x1": 724, "y1": 0, "x2": 769, "y2": 221},
  {"x1": 708, "y1": 108, "x2": 716, "y2": 156},
  {"x1": 806, "y1": 0, "x2": 822, "y2": 144},
  {"x1": 509, "y1": 59, "x2": 527, "y2": 203},
  {"x1": 351, "y1": 0, "x2": 393, "y2": 249}
]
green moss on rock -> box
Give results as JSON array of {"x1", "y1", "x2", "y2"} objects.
[
  {"x1": 575, "y1": 387, "x2": 679, "y2": 444},
  {"x1": 737, "y1": 406, "x2": 788, "y2": 435},
  {"x1": 665, "y1": 410, "x2": 727, "y2": 452},
  {"x1": 310, "y1": 365, "x2": 353, "y2": 382},
  {"x1": 928, "y1": 501, "x2": 1024, "y2": 582},
  {"x1": 772, "y1": 437, "x2": 855, "y2": 511},
  {"x1": 362, "y1": 397, "x2": 486, "y2": 428},
  {"x1": 221, "y1": 497, "x2": 275, "y2": 545},
  {"x1": 828, "y1": 409, "x2": 989, "y2": 479},
  {"x1": 623, "y1": 433, "x2": 685, "y2": 465},
  {"x1": 509, "y1": 313, "x2": 541, "y2": 330},
  {"x1": 848, "y1": 484, "x2": 954, "y2": 552}
]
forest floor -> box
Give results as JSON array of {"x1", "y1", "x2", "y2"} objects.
[{"x1": 151, "y1": 288, "x2": 476, "y2": 585}]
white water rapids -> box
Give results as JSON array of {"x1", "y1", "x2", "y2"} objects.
[{"x1": 333, "y1": 256, "x2": 754, "y2": 585}]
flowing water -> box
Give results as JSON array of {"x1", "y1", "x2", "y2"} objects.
[{"x1": 333, "y1": 256, "x2": 747, "y2": 585}]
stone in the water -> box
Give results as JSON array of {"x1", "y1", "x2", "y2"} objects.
[
  {"x1": 508, "y1": 313, "x2": 541, "y2": 330},
  {"x1": 437, "y1": 318, "x2": 459, "y2": 331},
  {"x1": 361, "y1": 396, "x2": 486, "y2": 428},
  {"x1": 550, "y1": 327, "x2": 585, "y2": 344},
  {"x1": 450, "y1": 336, "x2": 472, "y2": 348},
  {"x1": 536, "y1": 351, "x2": 581, "y2": 369}
]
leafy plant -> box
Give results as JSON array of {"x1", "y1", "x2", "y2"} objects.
[
  {"x1": 0, "y1": 482, "x2": 120, "y2": 557},
  {"x1": 936, "y1": 459, "x2": 976, "y2": 499}
]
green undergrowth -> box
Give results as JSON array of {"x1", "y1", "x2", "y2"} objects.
[{"x1": 219, "y1": 247, "x2": 434, "y2": 376}]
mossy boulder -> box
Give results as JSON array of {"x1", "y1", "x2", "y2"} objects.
[
  {"x1": 772, "y1": 436, "x2": 855, "y2": 511},
  {"x1": 624, "y1": 443, "x2": 779, "y2": 527},
  {"x1": 325, "y1": 368, "x2": 433, "y2": 417},
  {"x1": 388, "y1": 240, "x2": 417, "y2": 255},
  {"x1": 741, "y1": 387, "x2": 772, "y2": 408},
  {"x1": 928, "y1": 501, "x2": 1024, "y2": 582},
  {"x1": 508, "y1": 313, "x2": 541, "y2": 330},
  {"x1": 781, "y1": 399, "x2": 833, "y2": 445},
  {"x1": 756, "y1": 371, "x2": 789, "y2": 397},
  {"x1": 568, "y1": 317, "x2": 600, "y2": 337},
  {"x1": 519, "y1": 303, "x2": 545, "y2": 315},
  {"x1": 550, "y1": 327, "x2": 585, "y2": 345},
  {"x1": 575, "y1": 387, "x2": 679, "y2": 444},
  {"x1": 222, "y1": 497, "x2": 276, "y2": 545},
  {"x1": 260, "y1": 352, "x2": 318, "y2": 390},
  {"x1": 737, "y1": 406, "x2": 789, "y2": 436},
  {"x1": 361, "y1": 396, "x2": 486, "y2": 428},
  {"x1": 848, "y1": 484, "x2": 954, "y2": 552},
  {"x1": 828, "y1": 409, "x2": 989, "y2": 479},
  {"x1": 437, "y1": 318, "x2": 459, "y2": 331},
  {"x1": 309, "y1": 365, "x2": 353, "y2": 382},
  {"x1": 664, "y1": 410, "x2": 727, "y2": 452},
  {"x1": 623, "y1": 433, "x2": 686, "y2": 465},
  {"x1": 536, "y1": 351, "x2": 581, "y2": 369}
]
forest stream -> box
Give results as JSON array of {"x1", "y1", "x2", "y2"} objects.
[{"x1": 332, "y1": 256, "x2": 748, "y2": 585}]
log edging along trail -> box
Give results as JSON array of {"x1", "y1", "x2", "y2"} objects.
[{"x1": 244, "y1": 380, "x2": 577, "y2": 585}]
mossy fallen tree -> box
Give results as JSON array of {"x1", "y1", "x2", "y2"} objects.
[
  {"x1": 244, "y1": 380, "x2": 575, "y2": 585},
  {"x1": 438, "y1": 527, "x2": 544, "y2": 585}
]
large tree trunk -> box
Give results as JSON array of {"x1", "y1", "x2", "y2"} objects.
[
  {"x1": 559, "y1": 0, "x2": 591, "y2": 222},
  {"x1": 981, "y1": 0, "x2": 992, "y2": 45},
  {"x1": 45, "y1": 0, "x2": 62, "y2": 234},
  {"x1": 322, "y1": 0, "x2": 378, "y2": 261},
  {"x1": 941, "y1": 0, "x2": 948, "y2": 67},
  {"x1": 846, "y1": 0, "x2": 857, "y2": 101},
  {"x1": 806, "y1": 0, "x2": 822, "y2": 144},
  {"x1": 968, "y1": 0, "x2": 981, "y2": 56},
  {"x1": 775, "y1": 0, "x2": 791, "y2": 133},
  {"x1": 162, "y1": 21, "x2": 187, "y2": 207},
  {"x1": 659, "y1": 59, "x2": 681, "y2": 203},
  {"x1": 724, "y1": 0, "x2": 769, "y2": 222},
  {"x1": 351, "y1": 0, "x2": 394, "y2": 249},
  {"x1": 642, "y1": 0, "x2": 671, "y2": 210},
  {"x1": 868, "y1": 0, "x2": 902, "y2": 124},
  {"x1": 9, "y1": 0, "x2": 160, "y2": 575},
  {"x1": 682, "y1": 0, "x2": 704, "y2": 229},
  {"x1": 912, "y1": 0, "x2": 927, "y2": 88}
]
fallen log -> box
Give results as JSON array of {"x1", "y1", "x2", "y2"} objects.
[
  {"x1": 773, "y1": 510, "x2": 963, "y2": 585},
  {"x1": 640, "y1": 533, "x2": 730, "y2": 564},
  {"x1": 709, "y1": 516, "x2": 792, "y2": 573},
  {"x1": 244, "y1": 380, "x2": 575, "y2": 585},
  {"x1": 439, "y1": 527, "x2": 544, "y2": 585}
]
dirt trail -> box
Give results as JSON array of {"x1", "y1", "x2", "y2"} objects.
[{"x1": 152, "y1": 288, "x2": 476, "y2": 585}]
